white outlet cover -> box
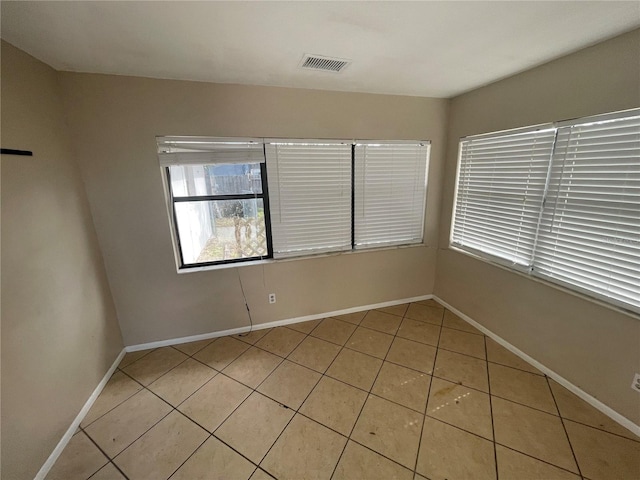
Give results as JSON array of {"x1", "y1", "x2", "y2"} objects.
[{"x1": 632, "y1": 373, "x2": 640, "y2": 393}]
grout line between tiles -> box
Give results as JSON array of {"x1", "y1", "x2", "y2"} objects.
[
  {"x1": 120, "y1": 368, "x2": 265, "y2": 478},
  {"x1": 558, "y1": 416, "x2": 640, "y2": 443},
  {"x1": 80, "y1": 377, "x2": 144, "y2": 430},
  {"x1": 546, "y1": 375, "x2": 584, "y2": 478},
  {"x1": 327, "y1": 308, "x2": 395, "y2": 480},
  {"x1": 257, "y1": 317, "x2": 360, "y2": 473},
  {"x1": 75, "y1": 300, "x2": 632, "y2": 480},
  {"x1": 412, "y1": 306, "x2": 445, "y2": 477},
  {"x1": 254, "y1": 342, "x2": 336, "y2": 475},
  {"x1": 495, "y1": 442, "x2": 588, "y2": 478},
  {"x1": 80, "y1": 427, "x2": 131, "y2": 480},
  {"x1": 164, "y1": 433, "x2": 209, "y2": 480},
  {"x1": 485, "y1": 334, "x2": 500, "y2": 480},
  {"x1": 118, "y1": 347, "x2": 157, "y2": 369}
]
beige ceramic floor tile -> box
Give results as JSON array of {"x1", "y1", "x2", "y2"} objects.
[
  {"x1": 496, "y1": 445, "x2": 580, "y2": 480},
  {"x1": 346, "y1": 327, "x2": 394, "y2": 359},
  {"x1": 118, "y1": 349, "x2": 154, "y2": 369},
  {"x1": 438, "y1": 327, "x2": 486, "y2": 359},
  {"x1": 215, "y1": 392, "x2": 294, "y2": 463},
  {"x1": 250, "y1": 469, "x2": 275, "y2": 480},
  {"x1": 426, "y1": 377, "x2": 493, "y2": 440},
  {"x1": 311, "y1": 317, "x2": 357, "y2": 345},
  {"x1": 81, "y1": 371, "x2": 142, "y2": 427},
  {"x1": 396, "y1": 318, "x2": 440, "y2": 346},
  {"x1": 178, "y1": 373, "x2": 251, "y2": 432},
  {"x1": 122, "y1": 347, "x2": 188, "y2": 385},
  {"x1": 85, "y1": 389, "x2": 172, "y2": 458},
  {"x1": 300, "y1": 376, "x2": 368, "y2": 436},
  {"x1": 372, "y1": 362, "x2": 431, "y2": 413},
  {"x1": 171, "y1": 436, "x2": 256, "y2": 480},
  {"x1": 489, "y1": 363, "x2": 556, "y2": 414},
  {"x1": 405, "y1": 303, "x2": 444, "y2": 325},
  {"x1": 360, "y1": 310, "x2": 403, "y2": 334},
  {"x1": 433, "y1": 348, "x2": 489, "y2": 392},
  {"x1": 485, "y1": 338, "x2": 542, "y2": 375},
  {"x1": 416, "y1": 417, "x2": 496, "y2": 480},
  {"x1": 442, "y1": 310, "x2": 482, "y2": 335},
  {"x1": 287, "y1": 319, "x2": 322, "y2": 334},
  {"x1": 352, "y1": 395, "x2": 423, "y2": 469},
  {"x1": 114, "y1": 410, "x2": 207, "y2": 480},
  {"x1": 376, "y1": 303, "x2": 410, "y2": 318},
  {"x1": 173, "y1": 339, "x2": 213, "y2": 356},
  {"x1": 148, "y1": 358, "x2": 216, "y2": 406},
  {"x1": 46, "y1": 431, "x2": 108, "y2": 480},
  {"x1": 223, "y1": 346, "x2": 283, "y2": 388},
  {"x1": 549, "y1": 379, "x2": 639, "y2": 440},
  {"x1": 235, "y1": 328, "x2": 271, "y2": 345},
  {"x1": 326, "y1": 348, "x2": 383, "y2": 391},
  {"x1": 564, "y1": 420, "x2": 640, "y2": 480},
  {"x1": 415, "y1": 299, "x2": 444, "y2": 309},
  {"x1": 386, "y1": 337, "x2": 436, "y2": 374},
  {"x1": 331, "y1": 311, "x2": 367, "y2": 325},
  {"x1": 258, "y1": 360, "x2": 321, "y2": 409},
  {"x1": 261, "y1": 414, "x2": 347, "y2": 480},
  {"x1": 193, "y1": 336, "x2": 250, "y2": 370},
  {"x1": 255, "y1": 327, "x2": 306, "y2": 357},
  {"x1": 333, "y1": 440, "x2": 414, "y2": 480},
  {"x1": 492, "y1": 397, "x2": 578, "y2": 473},
  {"x1": 287, "y1": 336, "x2": 341, "y2": 373},
  {"x1": 89, "y1": 462, "x2": 126, "y2": 480}
]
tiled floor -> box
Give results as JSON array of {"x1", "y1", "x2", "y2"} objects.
[{"x1": 47, "y1": 300, "x2": 640, "y2": 480}]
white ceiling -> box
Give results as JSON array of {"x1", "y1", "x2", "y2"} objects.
[{"x1": 2, "y1": 1, "x2": 639, "y2": 98}]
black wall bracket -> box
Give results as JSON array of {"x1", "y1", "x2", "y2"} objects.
[{"x1": 1, "y1": 148, "x2": 33, "y2": 156}]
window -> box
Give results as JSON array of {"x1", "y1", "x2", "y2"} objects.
[
  {"x1": 451, "y1": 109, "x2": 640, "y2": 313},
  {"x1": 159, "y1": 137, "x2": 430, "y2": 269},
  {"x1": 265, "y1": 141, "x2": 352, "y2": 258},
  {"x1": 159, "y1": 137, "x2": 272, "y2": 267},
  {"x1": 355, "y1": 142, "x2": 430, "y2": 249}
]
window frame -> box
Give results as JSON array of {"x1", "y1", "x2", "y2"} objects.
[
  {"x1": 159, "y1": 137, "x2": 431, "y2": 272},
  {"x1": 449, "y1": 108, "x2": 640, "y2": 316},
  {"x1": 164, "y1": 158, "x2": 274, "y2": 270}
]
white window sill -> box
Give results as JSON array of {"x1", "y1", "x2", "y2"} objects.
[
  {"x1": 176, "y1": 242, "x2": 429, "y2": 274},
  {"x1": 447, "y1": 245, "x2": 640, "y2": 320}
]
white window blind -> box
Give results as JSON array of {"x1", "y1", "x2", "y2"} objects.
[
  {"x1": 265, "y1": 141, "x2": 352, "y2": 258},
  {"x1": 534, "y1": 114, "x2": 640, "y2": 310},
  {"x1": 451, "y1": 128, "x2": 557, "y2": 267},
  {"x1": 354, "y1": 142, "x2": 430, "y2": 248},
  {"x1": 157, "y1": 136, "x2": 265, "y2": 166}
]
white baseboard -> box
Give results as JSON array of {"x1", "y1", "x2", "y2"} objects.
[
  {"x1": 433, "y1": 295, "x2": 640, "y2": 438},
  {"x1": 34, "y1": 348, "x2": 127, "y2": 480},
  {"x1": 125, "y1": 294, "x2": 433, "y2": 352}
]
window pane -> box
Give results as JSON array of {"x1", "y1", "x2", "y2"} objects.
[
  {"x1": 451, "y1": 129, "x2": 556, "y2": 266},
  {"x1": 175, "y1": 199, "x2": 267, "y2": 264},
  {"x1": 354, "y1": 143, "x2": 429, "y2": 248},
  {"x1": 265, "y1": 142, "x2": 352, "y2": 258},
  {"x1": 534, "y1": 114, "x2": 640, "y2": 311},
  {"x1": 169, "y1": 163, "x2": 263, "y2": 197}
]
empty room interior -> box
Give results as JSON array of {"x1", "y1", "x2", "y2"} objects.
[{"x1": 2, "y1": 1, "x2": 640, "y2": 479}]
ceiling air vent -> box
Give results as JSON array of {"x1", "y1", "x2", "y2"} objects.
[{"x1": 299, "y1": 54, "x2": 351, "y2": 73}]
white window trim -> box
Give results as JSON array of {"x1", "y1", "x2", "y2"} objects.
[
  {"x1": 449, "y1": 108, "x2": 640, "y2": 316},
  {"x1": 158, "y1": 136, "x2": 432, "y2": 272}
]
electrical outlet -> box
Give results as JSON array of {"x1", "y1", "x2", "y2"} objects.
[
  {"x1": 268, "y1": 293, "x2": 276, "y2": 304},
  {"x1": 632, "y1": 373, "x2": 640, "y2": 393}
]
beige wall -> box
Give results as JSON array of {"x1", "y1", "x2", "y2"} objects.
[
  {"x1": 57, "y1": 73, "x2": 448, "y2": 345},
  {"x1": 436, "y1": 29, "x2": 640, "y2": 424},
  {"x1": 1, "y1": 42, "x2": 123, "y2": 479}
]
